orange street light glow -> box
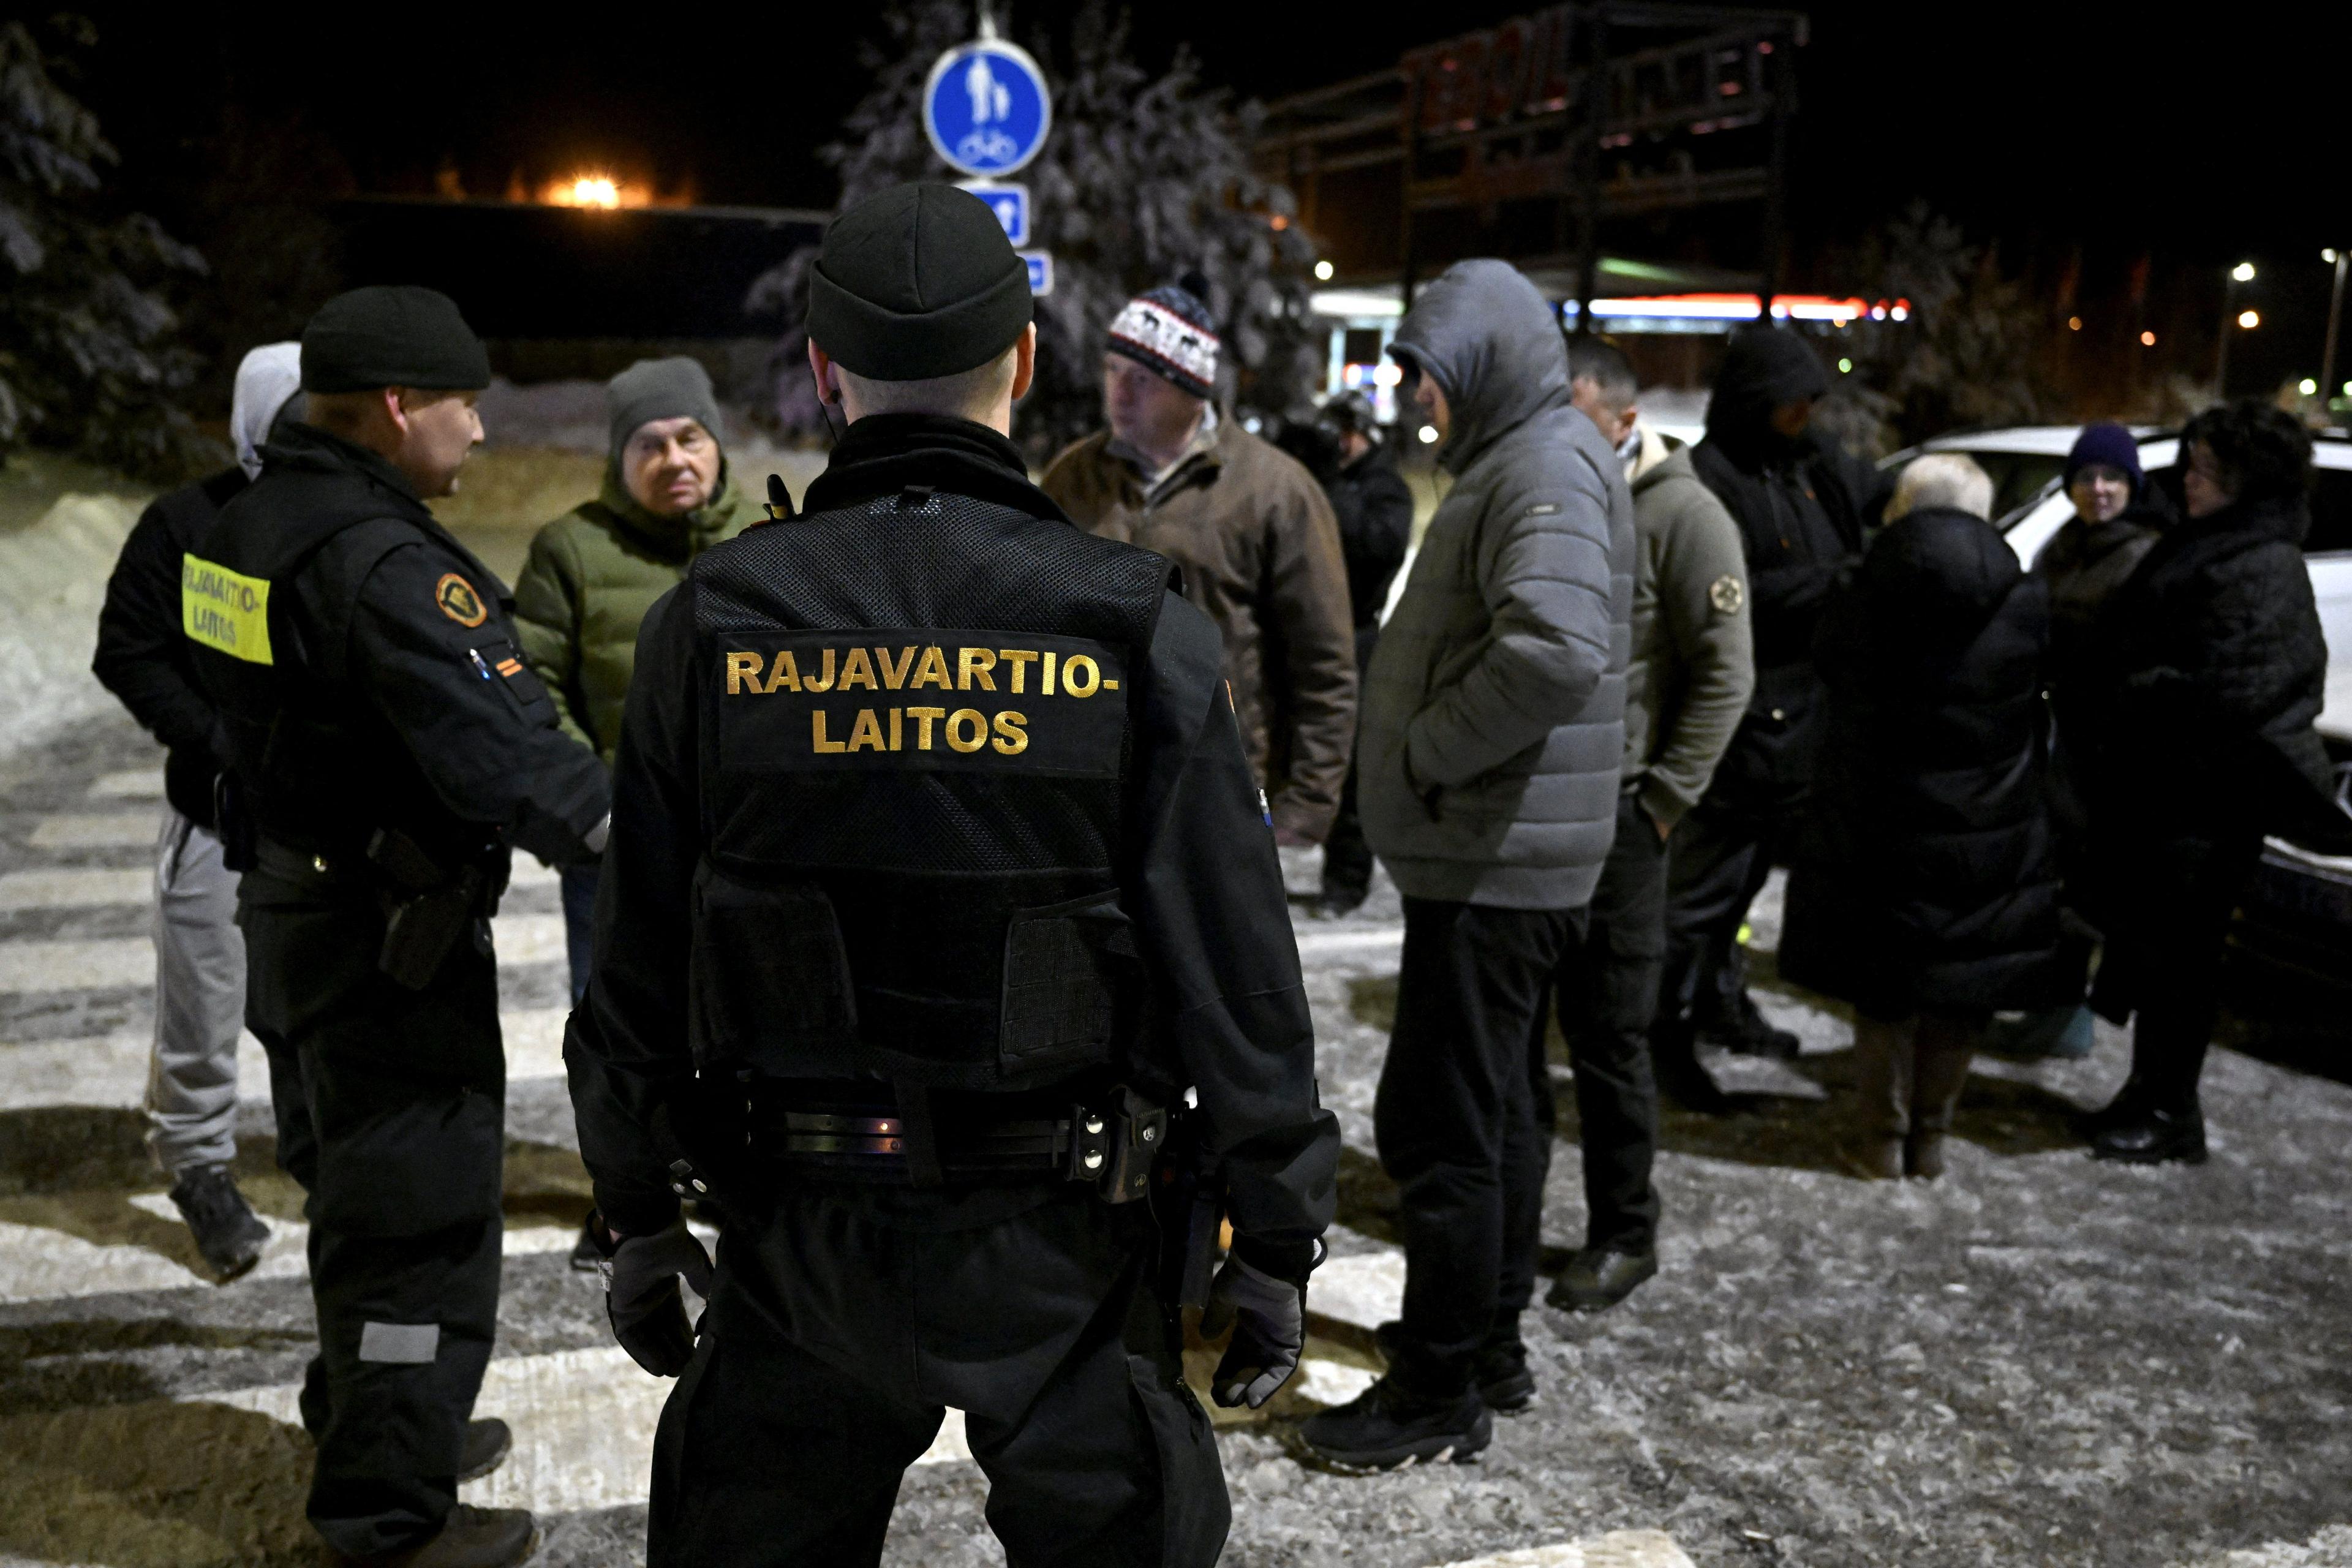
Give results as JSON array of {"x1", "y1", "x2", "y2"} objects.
[
  {"x1": 2237, "y1": 309, "x2": 2261, "y2": 330},
  {"x1": 2141, "y1": 331, "x2": 2157, "y2": 346},
  {"x1": 543, "y1": 173, "x2": 650, "y2": 209}
]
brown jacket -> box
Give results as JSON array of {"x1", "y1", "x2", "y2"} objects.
[{"x1": 1044, "y1": 417, "x2": 1357, "y2": 840}]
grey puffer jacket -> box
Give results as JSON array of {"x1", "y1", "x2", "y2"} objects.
[{"x1": 1360, "y1": 260, "x2": 1637, "y2": 908}]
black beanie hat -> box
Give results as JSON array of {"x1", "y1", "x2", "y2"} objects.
[
  {"x1": 806, "y1": 184, "x2": 1033, "y2": 381},
  {"x1": 301, "y1": 286, "x2": 492, "y2": 394},
  {"x1": 607, "y1": 356, "x2": 724, "y2": 459}
]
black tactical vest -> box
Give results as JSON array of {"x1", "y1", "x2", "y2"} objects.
[
  {"x1": 687, "y1": 484, "x2": 1173, "y2": 1095},
  {"x1": 186, "y1": 431, "x2": 500, "y2": 859}
]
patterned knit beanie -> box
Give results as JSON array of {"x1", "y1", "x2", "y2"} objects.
[{"x1": 1106, "y1": 281, "x2": 1219, "y2": 399}]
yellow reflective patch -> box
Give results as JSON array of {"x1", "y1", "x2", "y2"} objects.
[{"x1": 181, "y1": 556, "x2": 273, "y2": 665}]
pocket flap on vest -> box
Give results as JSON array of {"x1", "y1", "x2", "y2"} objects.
[
  {"x1": 998, "y1": 889, "x2": 1134, "y2": 1075},
  {"x1": 690, "y1": 862, "x2": 858, "y2": 1066}
]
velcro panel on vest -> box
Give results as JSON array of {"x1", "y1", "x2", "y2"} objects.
[
  {"x1": 714, "y1": 630, "x2": 1126, "y2": 778},
  {"x1": 688, "y1": 864, "x2": 862, "y2": 1074},
  {"x1": 1001, "y1": 889, "x2": 1138, "y2": 1077}
]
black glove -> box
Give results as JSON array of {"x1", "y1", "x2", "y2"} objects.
[
  {"x1": 1199, "y1": 1253, "x2": 1305, "y2": 1409},
  {"x1": 594, "y1": 1215, "x2": 714, "y2": 1377}
]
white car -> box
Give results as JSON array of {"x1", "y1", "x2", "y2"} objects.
[{"x1": 1893, "y1": 426, "x2": 2352, "y2": 744}]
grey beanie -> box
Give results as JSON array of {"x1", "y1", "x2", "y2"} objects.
[{"x1": 608, "y1": 357, "x2": 723, "y2": 459}]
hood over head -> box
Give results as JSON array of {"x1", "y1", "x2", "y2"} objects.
[
  {"x1": 230, "y1": 342, "x2": 303, "y2": 480},
  {"x1": 1863, "y1": 505, "x2": 2022, "y2": 655},
  {"x1": 1388, "y1": 260, "x2": 1569, "y2": 474},
  {"x1": 1703, "y1": 327, "x2": 1830, "y2": 464}
]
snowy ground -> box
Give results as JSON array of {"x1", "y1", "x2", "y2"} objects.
[{"x1": 0, "y1": 709, "x2": 2347, "y2": 1568}]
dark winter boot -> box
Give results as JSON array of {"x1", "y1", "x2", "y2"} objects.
[
  {"x1": 458, "y1": 1419, "x2": 513, "y2": 1483},
  {"x1": 167, "y1": 1164, "x2": 269, "y2": 1283},
  {"x1": 1546, "y1": 1247, "x2": 1658, "y2": 1313},
  {"x1": 1371, "y1": 1322, "x2": 1537, "y2": 1413},
  {"x1": 1843, "y1": 1014, "x2": 1910, "y2": 1181},
  {"x1": 1696, "y1": 990, "x2": 1800, "y2": 1060},
  {"x1": 2090, "y1": 1104, "x2": 2207, "y2": 1165},
  {"x1": 334, "y1": 1506, "x2": 538, "y2": 1568},
  {"x1": 1292, "y1": 1374, "x2": 1493, "y2": 1473},
  {"x1": 1905, "y1": 1022, "x2": 1976, "y2": 1182}
]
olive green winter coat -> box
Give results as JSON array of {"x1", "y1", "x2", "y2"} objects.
[{"x1": 512, "y1": 467, "x2": 761, "y2": 761}]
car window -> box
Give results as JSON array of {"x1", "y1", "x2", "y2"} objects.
[{"x1": 2310, "y1": 468, "x2": 2352, "y2": 555}]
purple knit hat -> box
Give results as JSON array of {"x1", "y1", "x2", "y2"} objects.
[
  {"x1": 1106, "y1": 284, "x2": 1219, "y2": 399},
  {"x1": 2066, "y1": 421, "x2": 2143, "y2": 492}
]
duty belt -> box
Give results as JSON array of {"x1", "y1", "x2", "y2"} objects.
[{"x1": 752, "y1": 1087, "x2": 1167, "y2": 1202}]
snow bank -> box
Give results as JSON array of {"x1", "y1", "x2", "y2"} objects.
[{"x1": 0, "y1": 492, "x2": 142, "y2": 759}]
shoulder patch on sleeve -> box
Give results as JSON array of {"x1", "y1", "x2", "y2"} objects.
[
  {"x1": 1709, "y1": 573, "x2": 1745, "y2": 616},
  {"x1": 435, "y1": 573, "x2": 488, "y2": 628}
]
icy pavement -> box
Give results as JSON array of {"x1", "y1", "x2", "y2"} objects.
[{"x1": 1, "y1": 712, "x2": 2347, "y2": 1567}]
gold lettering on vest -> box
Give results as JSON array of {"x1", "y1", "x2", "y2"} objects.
[
  {"x1": 766, "y1": 650, "x2": 802, "y2": 693},
  {"x1": 876, "y1": 646, "x2": 917, "y2": 688},
  {"x1": 959, "y1": 646, "x2": 997, "y2": 691},
  {"x1": 804, "y1": 647, "x2": 838, "y2": 693},
  {"x1": 911, "y1": 645, "x2": 954, "y2": 690},
  {"x1": 905, "y1": 706, "x2": 944, "y2": 749},
  {"x1": 725, "y1": 652, "x2": 764, "y2": 694},
  {"x1": 846, "y1": 708, "x2": 886, "y2": 751},
  {"x1": 945, "y1": 709, "x2": 989, "y2": 753},
  {"x1": 1062, "y1": 654, "x2": 1101, "y2": 698},
  {"x1": 1042, "y1": 650, "x2": 1057, "y2": 696},
  {"x1": 998, "y1": 649, "x2": 1038, "y2": 692},
  {"x1": 811, "y1": 710, "x2": 846, "y2": 753},
  {"x1": 888, "y1": 706, "x2": 902, "y2": 750},
  {"x1": 992, "y1": 710, "x2": 1029, "y2": 755},
  {"x1": 838, "y1": 647, "x2": 878, "y2": 690}
]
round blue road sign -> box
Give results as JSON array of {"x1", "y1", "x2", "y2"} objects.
[{"x1": 923, "y1": 40, "x2": 1052, "y2": 178}]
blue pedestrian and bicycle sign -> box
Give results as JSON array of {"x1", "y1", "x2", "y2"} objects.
[{"x1": 924, "y1": 36, "x2": 1052, "y2": 178}]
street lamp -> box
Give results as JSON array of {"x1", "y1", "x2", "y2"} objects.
[
  {"x1": 2217, "y1": 261, "x2": 2257, "y2": 392},
  {"x1": 2323, "y1": 248, "x2": 2348, "y2": 420}
]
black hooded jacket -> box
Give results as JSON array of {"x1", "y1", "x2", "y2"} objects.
[
  {"x1": 2086, "y1": 489, "x2": 2345, "y2": 854},
  {"x1": 1779, "y1": 507, "x2": 2075, "y2": 1016},
  {"x1": 1687, "y1": 330, "x2": 1888, "y2": 808}
]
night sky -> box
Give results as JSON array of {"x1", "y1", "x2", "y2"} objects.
[{"x1": 61, "y1": 1, "x2": 2351, "y2": 389}]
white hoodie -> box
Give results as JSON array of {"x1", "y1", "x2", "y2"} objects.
[{"x1": 230, "y1": 342, "x2": 303, "y2": 480}]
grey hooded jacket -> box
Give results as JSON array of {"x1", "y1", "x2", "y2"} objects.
[{"x1": 1360, "y1": 260, "x2": 1637, "y2": 908}]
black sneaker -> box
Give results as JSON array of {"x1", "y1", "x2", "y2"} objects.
[
  {"x1": 168, "y1": 1164, "x2": 269, "y2": 1283},
  {"x1": 1546, "y1": 1247, "x2": 1658, "y2": 1313},
  {"x1": 1694, "y1": 991, "x2": 1800, "y2": 1060},
  {"x1": 2089, "y1": 1105, "x2": 2207, "y2": 1166},
  {"x1": 1294, "y1": 1374, "x2": 1493, "y2": 1473},
  {"x1": 336, "y1": 1505, "x2": 538, "y2": 1568},
  {"x1": 1370, "y1": 1321, "x2": 1537, "y2": 1413},
  {"x1": 458, "y1": 1418, "x2": 513, "y2": 1483}
]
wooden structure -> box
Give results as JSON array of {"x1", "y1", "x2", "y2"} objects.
[{"x1": 1254, "y1": 4, "x2": 1808, "y2": 320}]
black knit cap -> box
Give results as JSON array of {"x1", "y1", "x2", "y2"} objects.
[
  {"x1": 301, "y1": 285, "x2": 491, "y2": 394},
  {"x1": 807, "y1": 184, "x2": 1032, "y2": 380}
]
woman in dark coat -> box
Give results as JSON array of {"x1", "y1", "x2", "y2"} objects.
[
  {"x1": 1781, "y1": 454, "x2": 2076, "y2": 1180},
  {"x1": 2079, "y1": 400, "x2": 2348, "y2": 1164}
]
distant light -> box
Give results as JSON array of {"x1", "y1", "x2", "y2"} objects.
[
  {"x1": 1888, "y1": 304, "x2": 1909, "y2": 322},
  {"x1": 2141, "y1": 330, "x2": 2157, "y2": 346},
  {"x1": 1837, "y1": 358, "x2": 1853, "y2": 373},
  {"x1": 2238, "y1": 309, "x2": 2261, "y2": 330},
  {"x1": 1373, "y1": 362, "x2": 1403, "y2": 387},
  {"x1": 2232, "y1": 262, "x2": 2257, "y2": 282},
  {"x1": 1417, "y1": 425, "x2": 1439, "y2": 444},
  {"x1": 2067, "y1": 316, "x2": 2082, "y2": 331},
  {"x1": 1269, "y1": 214, "x2": 1289, "y2": 231},
  {"x1": 2301, "y1": 378, "x2": 2320, "y2": 396},
  {"x1": 1309, "y1": 288, "x2": 1404, "y2": 320},
  {"x1": 545, "y1": 173, "x2": 643, "y2": 209},
  {"x1": 1314, "y1": 260, "x2": 1335, "y2": 281},
  {"x1": 1869, "y1": 304, "x2": 1887, "y2": 322},
  {"x1": 2327, "y1": 249, "x2": 2340, "y2": 265}
]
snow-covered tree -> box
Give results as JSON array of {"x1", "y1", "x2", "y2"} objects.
[
  {"x1": 752, "y1": 1, "x2": 1324, "y2": 458},
  {"x1": 0, "y1": 17, "x2": 212, "y2": 478}
]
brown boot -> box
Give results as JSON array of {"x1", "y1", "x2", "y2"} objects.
[
  {"x1": 1905, "y1": 1016, "x2": 1979, "y2": 1182},
  {"x1": 1845, "y1": 1012, "x2": 1913, "y2": 1180}
]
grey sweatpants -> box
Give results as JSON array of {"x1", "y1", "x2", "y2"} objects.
[{"x1": 147, "y1": 807, "x2": 247, "y2": 1172}]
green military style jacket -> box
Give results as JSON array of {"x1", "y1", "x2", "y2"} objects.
[{"x1": 512, "y1": 466, "x2": 762, "y2": 761}]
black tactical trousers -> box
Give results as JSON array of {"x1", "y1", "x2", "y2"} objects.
[
  {"x1": 241, "y1": 875, "x2": 506, "y2": 1559},
  {"x1": 1655, "y1": 791, "x2": 1799, "y2": 1036},
  {"x1": 1375, "y1": 898, "x2": 1583, "y2": 1398},
  {"x1": 2090, "y1": 832, "x2": 2261, "y2": 1112},
  {"x1": 1540, "y1": 793, "x2": 1666, "y2": 1254},
  {"x1": 649, "y1": 1183, "x2": 1227, "y2": 1568}
]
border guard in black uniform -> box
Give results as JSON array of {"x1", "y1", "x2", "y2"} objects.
[
  {"x1": 187, "y1": 287, "x2": 610, "y2": 1568},
  {"x1": 565, "y1": 183, "x2": 1340, "y2": 1566}
]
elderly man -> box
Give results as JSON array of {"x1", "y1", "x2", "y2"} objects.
[
  {"x1": 1296, "y1": 260, "x2": 1634, "y2": 1472},
  {"x1": 1042, "y1": 282, "x2": 1357, "y2": 844},
  {"x1": 514, "y1": 356, "x2": 762, "y2": 1000}
]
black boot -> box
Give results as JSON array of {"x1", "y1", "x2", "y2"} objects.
[
  {"x1": 168, "y1": 1164, "x2": 270, "y2": 1283},
  {"x1": 1545, "y1": 1247, "x2": 1658, "y2": 1313},
  {"x1": 1293, "y1": 1374, "x2": 1493, "y2": 1473},
  {"x1": 2090, "y1": 1104, "x2": 2207, "y2": 1165},
  {"x1": 458, "y1": 1418, "x2": 513, "y2": 1483},
  {"x1": 336, "y1": 1506, "x2": 539, "y2": 1568},
  {"x1": 1371, "y1": 1322, "x2": 1537, "y2": 1412},
  {"x1": 1695, "y1": 990, "x2": 1800, "y2": 1060}
]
